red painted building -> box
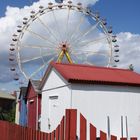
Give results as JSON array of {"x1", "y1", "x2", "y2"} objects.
[{"x1": 26, "y1": 80, "x2": 41, "y2": 130}]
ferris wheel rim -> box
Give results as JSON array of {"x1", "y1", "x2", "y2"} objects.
[{"x1": 10, "y1": 2, "x2": 118, "y2": 81}]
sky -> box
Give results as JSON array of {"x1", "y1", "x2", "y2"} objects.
[
  {"x1": 93, "y1": 0, "x2": 140, "y2": 34},
  {"x1": 0, "y1": 0, "x2": 140, "y2": 92}
]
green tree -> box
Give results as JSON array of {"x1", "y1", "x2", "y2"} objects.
[
  {"x1": 129, "y1": 64, "x2": 134, "y2": 71},
  {"x1": 0, "y1": 104, "x2": 16, "y2": 122}
]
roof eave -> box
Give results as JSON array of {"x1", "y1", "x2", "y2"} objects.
[
  {"x1": 38, "y1": 61, "x2": 54, "y2": 90},
  {"x1": 68, "y1": 79, "x2": 140, "y2": 87}
]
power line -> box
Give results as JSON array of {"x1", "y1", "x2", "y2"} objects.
[{"x1": 40, "y1": 84, "x2": 71, "y2": 93}]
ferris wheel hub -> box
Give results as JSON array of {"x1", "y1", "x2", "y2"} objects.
[
  {"x1": 57, "y1": 42, "x2": 73, "y2": 63},
  {"x1": 59, "y1": 42, "x2": 70, "y2": 51}
]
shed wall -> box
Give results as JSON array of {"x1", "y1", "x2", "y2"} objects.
[
  {"x1": 71, "y1": 84, "x2": 140, "y2": 138},
  {"x1": 41, "y1": 68, "x2": 71, "y2": 132}
]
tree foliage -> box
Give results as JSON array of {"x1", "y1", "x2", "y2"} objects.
[
  {"x1": 0, "y1": 103, "x2": 16, "y2": 122},
  {"x1": 129, "y1": 64, "x2": 134, "y2": 71}
]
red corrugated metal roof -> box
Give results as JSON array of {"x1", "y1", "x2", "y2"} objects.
[{"x1": 51, "y1": 62, "x2": 140, "y2": 86}]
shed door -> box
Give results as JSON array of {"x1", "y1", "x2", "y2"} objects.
[{"x1": 48, "y1": 95, "x2": 59, "y2": 130}]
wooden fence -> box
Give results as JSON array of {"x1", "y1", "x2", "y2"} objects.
[{"x1": 0, "y1": 109, "x2": 138, "y2": 140}]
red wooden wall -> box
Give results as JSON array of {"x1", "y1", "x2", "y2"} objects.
[
  {"x1": 0, "y1": 109, "x2": 138, "y2": 140},
  {"x1": 26, "y1": 81, "x2": 41, "y2": 130},
  {"x1": 27, "y1": 83, "x2": 37, "y2": 129}
]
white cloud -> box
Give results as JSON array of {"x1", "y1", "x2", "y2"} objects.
[{"x1": 117, "y1": 32, "x2": 140, "y2": 72}]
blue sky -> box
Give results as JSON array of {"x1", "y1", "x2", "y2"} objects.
[
  {"x1": 0, "y1": 0, "x2": 140, "y2": 92},
  {"x1": 0, "y1": 0, "x2": 37, "y2": 17},
  {"x1": 93, "y1": 0, "x2": 140, "y2": 34}
]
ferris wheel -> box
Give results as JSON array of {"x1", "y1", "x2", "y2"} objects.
[{"x1": 9, "y1": 1, "x2": 120, "y2": 81}]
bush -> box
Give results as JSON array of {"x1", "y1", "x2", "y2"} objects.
[{"x1": 0, "y1": 104, "x2": 16, "y2": 122}]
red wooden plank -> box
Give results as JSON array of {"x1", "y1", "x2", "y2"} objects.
[
  {"x1": 130, "y1": 137, "x2": 138, "y2": 140},
  {"x1": 111, "y1": 135, "x2": 117, "y2": 140},
  {"x1": 56, "y1": 125, "x2": 60, "y2": 140},
  {"x1": 16, "y1": 124, "x2": 20, "y2": 140},
  {"x1": 90, "y1": 123, "x2": 96, "y2": 140},
  {"x1": 35, "y1": 130, "x2": 38, "y2": 140},
  {"x1": 9, "y1": 123, "x2": 12, "y2": 140},
  {"x1": 42, "y1": 132, "x2": 47, "y2": 140},
  {"x1": 21, "y1": 126, "x2": 23, "y2": 140},
  {"x1": 29, "y1": 128, "x2": 33, "y2": 140},
  {"x1": 80, "y1": 113, "x2": 87, "y2": 140},
  {"x1": 41, "y1": 132, "x2": 44, "y2": 140},
  {"x1": 0, "y1": 121, "x2": 5, "y2": 140},
  {"x1": 40, "y1": 131, "x2": 44, "y2": 140},
  {"x1": 24, "y1": 127, "x2": 26, "y2": 140},
  {"x1": 26, "y1": 127, "x2": 29, "y2": 140},
  {"x1": 14, "y1": 124, "x2": 18, "y2": 140},
  {"x1": 46, "y1": 133, "x2": 49, "y2": 140},
  {"x1": 10, "y1": 123, "x2": 14, "y2": 140},
  {"x1": 8, "y1": 122, "x2": 12, "y2": 140},
  {"x1": 37, "y1": 130, "x2": 39, "y2": 140},
  {"x1": 70, "y1": 110, "x2": 77, "y2": 140},
  {"x1": 23, "y1": 127, "x2": 26, "y2": 140},
  {"x1": 100, "y1": 131, "x2": 107, "y2": 140},
  {"x1": 48, "y1": 133, "x2": 51, "y2": 140},
  {"x1": 0, "y1": 121, "x2": 3, "y2": 140},
  {"x1": 39, "y1": 131, "x2": 41, "y2": 140},
  {"x1": 27, "y1": 128, "x2": 31, "y2": 140},
  {"x1": 33, "y1": 129, "x2": 36, "y2": 140},
  {"x1": 120, "y1": 138, "x2": 127, "y2": 140},
  {"x1": 19, "y1": 125, "x2": 21, "y2": 140},
  {"x1": 17, "y1": 124, "x2": 21, "y2": 140},
  {"x1": 6, "y1": 122, "x2": 9, "y2": 140},
  {"x1": 30, "y1": 128, "x2": 32, "y2": 140},
  {"x1": 39, "y1": 131, "x2": 42, "y2": 140},
  {"x1": 28, "y1": 128, "x2": 32, "y2": 140},
  {"x1": 60, "y1": 116, "x2": 64, "y2": 140},
  {"x1": 43, "y1": 132, "x2": 47, "y2": 140},
  {"x1": 65, "y1": 110, "x2": 70, "y2": 140},
  {"x1": 65, "y1": 109, "x2": 77, "y2": 140},
  {"x1": 51, "y1": 131, "x2": 55, "y2": 140}
]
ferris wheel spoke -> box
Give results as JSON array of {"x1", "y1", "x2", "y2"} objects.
[
  {"x1": 29, "y1": 64, "x2": 46, "y2": 79},
  {"x1": 37, "y1": 16, "x2": 60, "y2": 43},
  {"x1": 67, "y1": 14, "x2": 85, "y2": 43},
  {"x1": 72, "y1": 21, "x2": 101, "y2": 44},
  {"x1": 77, "y1": 35, "x2": 108, "y2": 48},
  {"x1": 70, "y1": 51, "x2": 90, "y2": 64},
  {"x1": 29, "y1": 55, "x2": 57, "y2": 79},
  {"x1": 70, "y1": 52, "x2": 82, "y2": 63},
  {"x1": 21, "y1": 56, "x2": 43, "y2": 63},
  {"x1": 52, "y1": 11, "x2": 63, "y2": 41},
  {"x1": 21, "y1": 51, "x2": 57, "y2": 64},
  {"x1": 65, "y1": 7, "x2": 70, "y2": 41},
  {"x1": 25, "y1": 29, "x2": 57, "y2": 46},
  {"x1": 19, "y1": 42, "x2": 59, "y2": 50},
  {"x1": 71, "y1": 49, "x2": 110, "y2": 57}
]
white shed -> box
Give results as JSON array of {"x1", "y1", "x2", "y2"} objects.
[{"x1": 40, "y1": 62, "x2": 140, "y2": 139}]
